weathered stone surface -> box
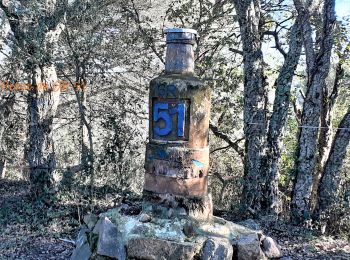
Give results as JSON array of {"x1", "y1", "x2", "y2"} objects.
[
  {"x1": 279, "y1": 256, "x2": 292, "y2": 260},
  {"x1": 238, "y1": 219, "x2": 262, "y2": 232},
  {"x1": 96, "y1": 217, "x2": 125, "y2": 260},
  {"x1": 71, "y1": 243, "x2": 92, "y2": 260},
  {"x1": 70, "y1": 227, "x2": 91, "y2": 260},
  {"x1": 167, "y1": 208, "x2": 174, "y2": 218},
  {"x1": 183, "y1": 222, "x2": 195, "y2": 237},
  {"x1": 92, "y1": 219, "x2": 102, "y2": 235},
  {"x1": 84, "y1": 213, "x2": 98, "y2": 230},
  {"x1": 262, "y1": 237, "x2": 281, "y2": 259},
  {"x1": 201, "y1": 237, "x2": 233, "y2": 260},
  {"x1": 198, "y1": 216, "x2": 249, "y2": 241},
  {"x1": 71, "y1": 205, "x2": 273, "y2": 260},
  {"x1": 236, "y1": 234, "x2": 266, "y2": 260},
  {"x1": 127, "y1": 237, "x2": 201, "y2": 260},
  {"x1": 139, "y1": 213, "x2": 152, "y2": 223},
  {"x1": 129, "y1": 224, "x2": 152, "y2": 236}
]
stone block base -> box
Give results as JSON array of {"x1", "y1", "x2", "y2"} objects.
[{"x1": 71, "y1": 204, "x2": 277, "y2": 260}]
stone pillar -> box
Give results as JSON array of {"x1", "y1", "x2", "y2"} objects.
[{"x1": 143, "y1": 28, "x2": 212, "y2": 220}]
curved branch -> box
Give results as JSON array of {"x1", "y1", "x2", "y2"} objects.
[
  {"x1": 263, "y1": 30, "x2": 287, "y2": 57},
  {"x1": 209, "y1": 123, "x2": 245, "y2": 161}
]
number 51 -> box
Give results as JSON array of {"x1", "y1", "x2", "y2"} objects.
[{"x1": 153, "y1": 102, "x2": 185, "y2": 137}]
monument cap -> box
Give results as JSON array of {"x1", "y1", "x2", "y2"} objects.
[
  {"x1": 164, "y1": 28, "x2": 198, "y2": 35},
  {"x1": 164, "y1": 28, "x2": 198, "y2": 45}
]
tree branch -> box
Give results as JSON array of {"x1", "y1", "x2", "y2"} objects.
[
  {"x1": 228, "y1": 47, "x2": 243, "y2": 55},
  {"x1": 209, "y1": 123, "x2": 245, "y2": 161},
  {"x1": 0, "y1": 1, "x2": 23, "y2": 43},
  {"x1": 127, "y1": 0, "x2": 165, "y2": 64},
  {"x1": 263, "y1": 30, "x2": 287, "y2": 57}
]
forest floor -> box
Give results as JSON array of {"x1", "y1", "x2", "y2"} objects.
[{"x1": 0, "y1": 177, "x2": 349, "y2": 260}]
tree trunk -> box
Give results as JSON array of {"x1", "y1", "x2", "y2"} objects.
[
  {"x1": 27, "y1": 64, "x2": 61, "y2": 200},
  {"x1": 0, "y1": 159, "x2": 6, "y2": 179},
  {"x1": 291, "y1": 0, "x2": 336, "y2": 223},
  {"x1": 316, "y1": 109, "x2": 350, "y2": 224},
  {"x1": 74, "y1": 60, "x2": 94, "y2": 200},
  {"x1": 232, "y1": 0, "x2": 267, "y2": 213},
  {"x1": 311, "y1": 62, "x2": 343, "y2": 209},
  {"x1": 0, "y1": 1, "x2": 66, "y2": 201},
  {"x1": 263, "y1": 16, "x2": 303, "y2": 214},
  {"x1": 0, "y1": 95, "x2": 15, "y2": 179}
]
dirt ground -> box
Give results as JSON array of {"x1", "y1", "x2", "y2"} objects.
[
  {"x1": 0, "y1": 178, "x2": 349, "y2": 260},
  {"x1": 0, "y1": 179, "x2": 75, "y2": 260}
]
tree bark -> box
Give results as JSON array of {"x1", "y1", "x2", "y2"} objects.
[
  {"x1": 0, "y1": 95, "x2": 15, "y2": 179},
  {"x1": 311, "y1": 61, "x2": 343, "y2": 209},
  {"x1": 1, "y1": 1, "x2": 66, "y2": 201},
  {"x1": 317, "y1": 109, "x2": 350, "y2": 223},
  {"x1": 232, "y1": 0, "x2": 267, "y2": 213},
  {"x1": 27, "y1": 63, "x2": 62, "y2": 199},
  {"x1": 263, "y1": 16, "x2": 303, "y2": 214},
  {"x1": 0, "y1": 159, "x2": 6, "y2": 179},
  {"x1": 291, "y1": 0, "x2": 336, "y2": 223}
]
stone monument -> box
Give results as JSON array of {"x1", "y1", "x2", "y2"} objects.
[
  {"x1": 70, "y1": 28, "x2": 281, "y2": 260},
  {"x1": 143, "y1": 28, "x2": 213, "y2": 221}
]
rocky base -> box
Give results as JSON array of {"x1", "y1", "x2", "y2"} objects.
[{"x1": 71, "y1": 205, "x2": 281, "y2": 260}]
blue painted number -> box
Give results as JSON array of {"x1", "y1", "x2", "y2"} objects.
[
  {"x1": 170, "y1": 103, "x2": 185, "y2": 136},
  {"x1": 153, "y1": 102, "x2": 186, "y2": 137}
]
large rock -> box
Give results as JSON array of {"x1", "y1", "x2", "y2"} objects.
[
  {"x1": 238, "y1": 219, "x2": 262, "y2": 232},
  {"x1": 201, "y1": 237, "x2": 233, "y2": 260},
  {"x1": 261, "y1": 237, "x2": 281, "y2": 259},
  {"x1": 70, "y1": 227, "x2": 92, "y2": 260},
  {"x1": 139, "y1": 213, "x2": 152, "y2": 223},
  {"x1": 236, "y1": 234, "x2": 266, "y2": 260},
  {"x1": 127, "y1": 237, "x2": 201, "y2": 260},
  {"x1": 83, "y1": 213, "x2": 98, "y2": 230},
  {"x1": 96, "y1": 217, "x2": 126, "y2": 260},
  {"x1": 71, "y1": 205, "x2": 273, "y2": 260}
]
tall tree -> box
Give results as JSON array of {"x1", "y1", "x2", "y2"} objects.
[
  {"x1": 291, "y1": 0, "x2": 336, "y2": 223},
  {"x1": 232, "y1": 0, "x2": 267, "y2": 213},
  {"x1": 317, "y1": 108, "x2": 350, "y2": 227},
  {"x1": 59, "y1": 0, "x2": 139, "y2": 199},
  {"x1": 233, "y1": 0, "x2": 303, "y2": 214},
  {"x1": 311, "y1": 41, "x2": 350, "y2": 209},
  {"x1": 0, "y1": 1, "x2": 67, "y2": 201},
  {"x1": 0, "y1": 94, "x2": 15, "y2": 178},
  {"x1": 262, "y1": 15, "x2": 303, "y2": 214}
]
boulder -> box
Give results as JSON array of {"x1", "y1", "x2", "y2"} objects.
[
  {"x1": 183, "y1": 222, "x2": 195, "y2": 237},
  {"x1": 92, "y1": 219, "x2": 102, "y2": 235},
  {"x1": 261, "y1": 237, "x2": 281, "y2": 259},
  {"x1": 201, "y1": 237, "x2": 233, "y2": 260},
  {"x1": 71, "y1": 204, "x2": 275, "y2": 260},
  {"x1": 139, "y1": 213, "x2": 152, "y2": 223},
  {"x1": 96, "y1": 217, "x2": 125, "y2": 260},
  {"x1": 70, "y1": 243, "x2": 92, "y2": 260},
  {"x1": 236, "y1": 234, "x2": 266, "y2": 260},
  {"x1": 238, "y1": 219, "x2": 262, "y2": 232},
  {"x1": 83, "y1": 214, "x2": 98, "y2": 230},
  {"x1": 127, "y1": 237, "x2": 201, "y2": 260},
  {"x1": 70, "y1": 227, "x2": 91, "y2": 260},
  {"x1": 279, "y1": 257, "x2": 292, "y2": 260}
]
